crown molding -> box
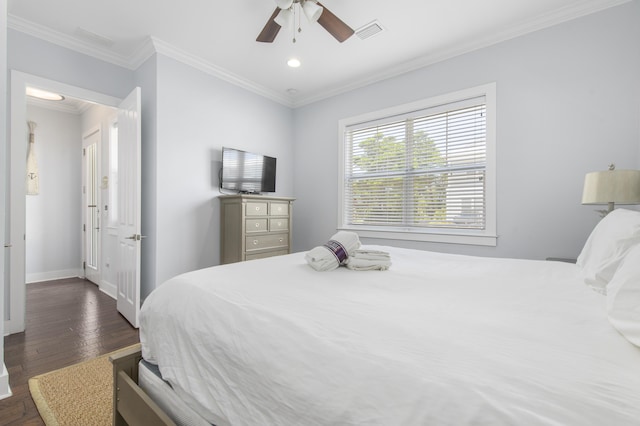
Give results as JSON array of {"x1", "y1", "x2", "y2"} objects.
[
  {"x1": 292, "y1": 0, "x2": 632, "y2": 107},
  {"x1": 8, "y1": 14, "x2": 293, "y2": 107},
  {"x1": 8, "y1": 14, "x2": 134, "y2": 69},
  {"x1": 127, "y1": 36, "x2": 157, "y2": 70},
  {"x1": 9, "y1": 0, "x2": 630, "y2": 109},
  {"x1": 149, "y1": 37, "x2": 294, "y2": 107}
]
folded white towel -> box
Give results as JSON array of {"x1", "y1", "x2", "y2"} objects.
[
  {"x1": 305, "y1": 231, "x2": 361, "y2": 272},
  {"x1": 351, "y1": 249, "x2": 391, "y2": 261},
  {"x1": 346, "y1": 257, "x2": 392, "y2": 271},
  {"x1": 346, "y1": 249, "x2": 391, "y2": 271}
]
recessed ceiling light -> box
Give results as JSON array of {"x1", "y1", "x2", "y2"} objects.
[
  {"x1": 26, "y1": 87, "x2": 65, "y2": 101},
  {"x1": 287, "y1": 58, "x2": 301, "y2": 68}
]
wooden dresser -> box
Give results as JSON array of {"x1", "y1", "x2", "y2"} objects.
[{"x1": 220, "y1": 194, "x2": 295, "y2": 264}]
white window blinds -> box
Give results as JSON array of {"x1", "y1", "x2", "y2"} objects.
[{"x1": 343, "y1": 96, "x2": 487, "y2": 231}]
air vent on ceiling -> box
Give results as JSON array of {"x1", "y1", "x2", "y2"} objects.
[{"x1": 355, "y1": 20, "x2": 384, "y2": 40}]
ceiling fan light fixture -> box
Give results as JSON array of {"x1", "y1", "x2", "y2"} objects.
[
  {"x1": 302, "y1": 0, "x2": 323, "y2": 23},
  {"x1": 275, "y1": 0, "x2": 294, "y2": 9},
  {"x1": 274, "y1": 8, "x2": 294, "y2": 29}
]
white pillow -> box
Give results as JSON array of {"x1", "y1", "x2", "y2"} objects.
[
  {"x1": 606, "y1": 243, "x2": 640, "y2": 347},
  {"x1": 576, "y1": 208, "x2": 640, "y2": 293}
]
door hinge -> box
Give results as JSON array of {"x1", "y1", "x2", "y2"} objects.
[
  {"x1": 83, "y1": 224, "x2": 86, "y2": 232},
  {"x1": 83, "y1": 261, "x2": 86, "y2": 270},
  {"x1": 83, "y1": 148, "x2": 86, "y2": 156}
]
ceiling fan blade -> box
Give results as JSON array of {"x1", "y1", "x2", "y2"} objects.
[
  {"x1": 256, "y1": 8, "x2": 282, "y2": 43},
  {"x1": 316, "y1": 2, "x2": 354, "y2": 43}
]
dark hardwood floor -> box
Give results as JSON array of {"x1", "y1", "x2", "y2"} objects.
[{"x1": 0, "y1": 278, "x2": 140, "y2": 425}]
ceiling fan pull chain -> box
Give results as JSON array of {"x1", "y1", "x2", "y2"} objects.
[{"x1": 293, "y1": 4, "x2": 298, "y2": 43}]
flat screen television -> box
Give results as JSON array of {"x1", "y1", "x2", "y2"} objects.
[{"x1": 221, "y1": 147, "x2": 277, "y2": 194}]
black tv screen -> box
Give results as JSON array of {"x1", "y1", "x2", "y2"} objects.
[{"x1": 221, "y1": 147, "x2": 276, "y2": 194}]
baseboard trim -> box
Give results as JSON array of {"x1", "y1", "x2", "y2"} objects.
[
  {"x1": 5, "y1": 317, "x2": 25, "y2": 335},
  {"x1": 26, "y1": 269, "x2": 82, "y2": 284},
  {"x1": 0, "y1": 363, "x2": 13, "y2": 400},
  {"x1": 100, "y1": 280, "x2": 117, "y2": 300}
]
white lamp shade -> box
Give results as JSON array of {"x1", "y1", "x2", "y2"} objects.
[
  {"x1": 275, "y1": 0, "x2": 293, "y2": 9},
  {"x1": 302, "y1": 0, "x2": 323, "y2": 23},
  {"x1": 274, "y1": 8, "x2": 294, "y2": 29},
  {"x1": 582, "y1": 169, "x2": 640, "y2": 204}
]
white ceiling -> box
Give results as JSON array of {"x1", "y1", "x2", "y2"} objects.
[{"x1": 7, "y1": 0, "x2": 630, "y2": 107}]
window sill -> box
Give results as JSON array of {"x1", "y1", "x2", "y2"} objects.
[{"x1": 339, "y1": 226, "x2": 497, "y2": 247}]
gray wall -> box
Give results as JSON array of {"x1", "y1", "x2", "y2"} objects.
[
  {"x1": 291, "y1": 1, "x2": 640, "y2": 260},
  {"x1": 8, "y1": 30, "x2": 134, "y2": 100},
  {"x1": 135, "y1": 54, "x2": 159, "y2": 302},
  {"x1": 149, "y1": 54, "x2": 295, "y2": 294},
  {"x1": 25, "y1": 106, "x2": 82, "y2": 281}
]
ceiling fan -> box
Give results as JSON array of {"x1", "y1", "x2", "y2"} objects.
[{"x1": 257, "y1": 0, "x2": 354, "y2": 43}]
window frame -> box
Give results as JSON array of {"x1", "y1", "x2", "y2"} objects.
[{"x1": 337, "y1": 83, "x2": 497, "y2": 246}]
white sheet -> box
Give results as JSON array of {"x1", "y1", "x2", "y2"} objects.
[
  {"x1": 140, "y1": 246, "x2": 640, "y2": 426},
  {"x1": 138, "y1": 361, "x2": 211, "y2": 426}
]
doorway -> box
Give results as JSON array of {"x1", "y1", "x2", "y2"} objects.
[{"x1": 6, "y1": 71, "x2": 126, "y2": 334}]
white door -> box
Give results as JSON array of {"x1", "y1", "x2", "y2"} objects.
[
  {"x1": 116, "y1": 87, "x2": 142, "y2": 328},
  {"x1": 82, "y1": 129, "x2": 101, "y2": 284}
]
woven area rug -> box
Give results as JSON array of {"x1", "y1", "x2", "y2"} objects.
[{"x1": 29, "y1": 345, "x2": 137, "y2": 426}]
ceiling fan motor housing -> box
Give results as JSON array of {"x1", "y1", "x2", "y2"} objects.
[{"x1": 257, "y1": 0, "x2": 354, "y2": 43}]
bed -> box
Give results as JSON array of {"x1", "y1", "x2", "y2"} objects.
[{"x1": 111, "y1": 209, "x2": 640, "y2": 426}]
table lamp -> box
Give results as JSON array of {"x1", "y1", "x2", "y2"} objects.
[{"x1": 582, "y1": 164, "x2": 640, "y2": 217}]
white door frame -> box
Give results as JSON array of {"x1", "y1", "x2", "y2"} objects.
[{"x1": 7, "y1": 71, "x2": 121, "y2": 334}]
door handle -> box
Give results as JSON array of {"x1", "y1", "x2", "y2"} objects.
[
  {"x1": 3, "y1": 244, "x2": 11, "y2": 248},
  {"x1": 125, "y1": 234, "x2": 147, "y2": 241}
]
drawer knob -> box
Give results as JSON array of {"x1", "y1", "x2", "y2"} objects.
[
  {"x1": 279, "y1": 238, "x2": 284, "y2": 243},
  {"x1": 255, "y1": 223, "x2": 260, "y2": 228},
  {"x1": 253, "y1": 240, "x2": 258, "y2": 245},
  {"x1": 255, "y1": 206, "x2": 260, "y2": 211},
  {"x1": 277, "y1": 221, "x2": 282, "y2": 226}
]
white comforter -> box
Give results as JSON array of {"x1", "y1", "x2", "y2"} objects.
[{"x1": 140, "y1": 246, "x2": 640, "y2": 426}]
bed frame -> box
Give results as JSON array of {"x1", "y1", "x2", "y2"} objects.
[{"x1": 109, "y1": 344, "x2": 176, "y2": 426}]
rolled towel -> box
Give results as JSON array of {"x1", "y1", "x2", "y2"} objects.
[
  {"x1": 346, "y1": 249, "x2": 391, "y2": 271},
  {"x1": 305, "y1": 231, "x2": 361, "y2": 271}
]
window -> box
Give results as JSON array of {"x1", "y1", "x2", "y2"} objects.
[{"x1": 338, "y1": 83, "x2": 496, "y2": 246}]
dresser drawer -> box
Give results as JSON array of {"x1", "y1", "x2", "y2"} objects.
[
  {"x1": 270, "y1": 202, "x2": 289, "y2": 216},
  {"x1": 246, "y1": 218, "x2": 268, "y2": 233},
  {"x1": 246, "y1": 234, "x2": 288, "y2": 251},
  {"x1": 245, "y1": 249, "x2": 289, "y2": 261},
  {"x1": 269, "y1": 218, "x2": 289, "y2": 232},
  {"x1": 246, "y1": 202, "x2": 268, "y2": 216}
]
